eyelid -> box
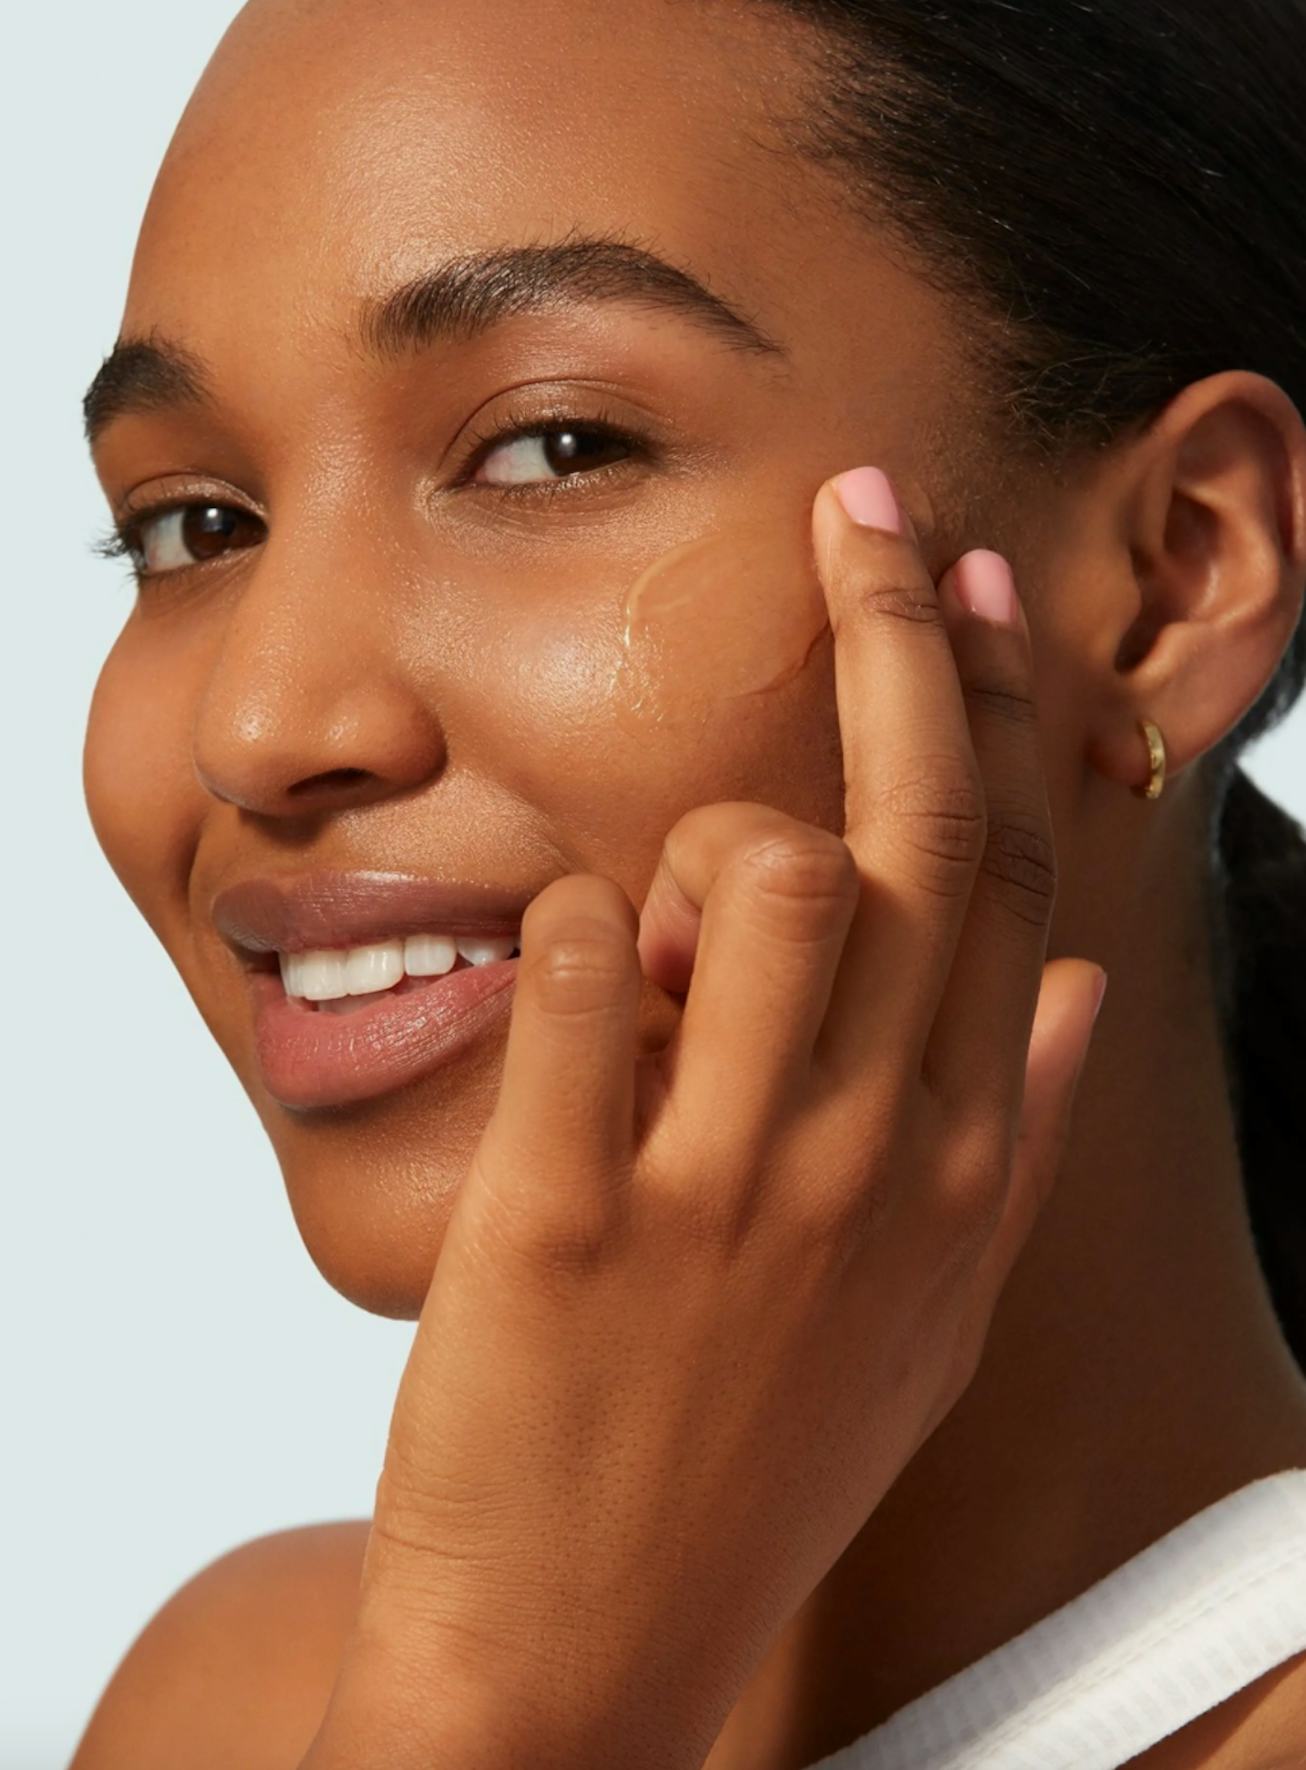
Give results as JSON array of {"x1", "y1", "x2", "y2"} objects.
[
  {"x1": 112, "y1": 472, "x2": 263, "y2": 530},
  {"x1": 119, "y1": 493, "x2": 242, "y2": 541}
]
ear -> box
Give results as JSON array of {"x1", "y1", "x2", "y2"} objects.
[{"x1": 1084, "y1": 370, "x2": 1306, "y2": 794}]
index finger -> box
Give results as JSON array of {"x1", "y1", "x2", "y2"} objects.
[{"x1": 809, "y1": 466, "x2": 987, "y2": 1085}]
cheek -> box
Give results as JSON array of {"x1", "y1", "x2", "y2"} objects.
[
  {"x1": 473, "y1": 518, "x2": 848, "y2": 888},
  {"x1": 613, "y1": 515, "x2": 831, "y2": 734},
  {"x1": 83, "y1": 626, "x2": 201, "y2": 942}
]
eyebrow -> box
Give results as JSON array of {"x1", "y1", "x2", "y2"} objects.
[{"x1": 82, "y1": 232, "x2": 788, "y2": 448}]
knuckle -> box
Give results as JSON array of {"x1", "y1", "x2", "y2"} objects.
[
  {"x1": 854, "y1": 579, "x2": 949, "y2": 632},
  {"x1": 962, "y1": 669, "x2": 1039, "y2": 733},
  {"x1": 979, "y1": 804, "x2": 1058, "y2": 926},
  {"x1": 874, "y1": 760, "x2": 987, "y2": 897},
  {"x1": 521, "y1": 883, "x2": 636, "y2": 1019},
  {"x1": 934, "y1": 1131, "x2": 1008, "y2": 1248},
  {"x1": 735, "y1": 830, "x2": 859, "y2": 928},
  {"x1": 529, "y1": 932, "x2": 633, "y2": 1016}
]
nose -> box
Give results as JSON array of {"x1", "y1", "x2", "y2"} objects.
[{"x1": 192, "y1": 532, "x2": 447, "y2": 818}]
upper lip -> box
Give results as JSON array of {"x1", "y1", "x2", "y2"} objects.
[{"x1": 212, "y1": 870, "x2": 536, "y2": 962}]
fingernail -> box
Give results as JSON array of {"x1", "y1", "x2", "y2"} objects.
[
  {"x1": 953, "y1": 550, "x2": 1019, "y2": 628},
  {"x1": 1090, "y1": 968, "x2": 1109, "y2": 1027},
  {"x1": 833, "y1": 466, "x2": 903, "y2": 534}
]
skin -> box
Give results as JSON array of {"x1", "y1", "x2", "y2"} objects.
[{"x1": 79, "y1": 0, "x2": 1306, "y2": 1765}]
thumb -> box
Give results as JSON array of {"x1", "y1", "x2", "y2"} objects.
[{"x1": 970, "y1": 958, "x2": 1108, "y2": 1312}]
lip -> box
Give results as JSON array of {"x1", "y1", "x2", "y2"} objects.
[
  {"x1": 212, "y1": 869, "x2": 536, "y2": 957},
  {"x1": 248, "y1": 961, "x2": 518, "y2": 1111},
  {"x1": 211, "y1": 870, "x2": 538, "y2": 1111}
]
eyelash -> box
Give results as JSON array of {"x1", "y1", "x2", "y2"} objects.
[{"x1": 92, "y1": 401, "x2": 657, "y2": 579}]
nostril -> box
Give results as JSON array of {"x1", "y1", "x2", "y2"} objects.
[{"x1": 286, "y1": 768, "x2": 372, "y2": 796}]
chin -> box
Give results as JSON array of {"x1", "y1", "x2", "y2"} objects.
[
  {"x1": 252, "y1": 1052, "x2": 506, "y2": 1320},
  {"x1": 278, "y1": 1143, "x2": 463, "y2": 1319}
]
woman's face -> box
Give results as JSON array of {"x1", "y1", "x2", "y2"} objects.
[{"x1": 83, "y1": 0, "x2": 1086, "y2": 1316}]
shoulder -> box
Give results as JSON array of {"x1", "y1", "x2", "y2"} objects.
[
  {"x1": 1124, "y1": 1648, "x2": 1306, "y2": 1769},
  {"x1": 69, "y1": 1519, "x2": 371, "y2": 1770}
]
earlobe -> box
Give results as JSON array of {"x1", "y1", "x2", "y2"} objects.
[{"x1": 1087, "y1": 370, "x2": 1306, "y2": 796}]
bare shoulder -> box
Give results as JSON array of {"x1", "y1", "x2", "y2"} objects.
[
  {"x1": 69, "y1": 1519, "x2": 371, "y2": 1770},
  {"x1": 1124, "y1": 1648, "x2": 1306, "y2": 1769}
]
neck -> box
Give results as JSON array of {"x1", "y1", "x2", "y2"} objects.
[{"x1": 705, "y1": 782, "x2": 1306, "y2": 1770}]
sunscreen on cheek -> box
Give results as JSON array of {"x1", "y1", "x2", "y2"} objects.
[{"x1": 611, "y1": 516, "x2": 829, "y2": 735}]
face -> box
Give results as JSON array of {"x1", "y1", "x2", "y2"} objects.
[{"x1": 84, "y1": 0, "x2": 1086, "y2": 1317}]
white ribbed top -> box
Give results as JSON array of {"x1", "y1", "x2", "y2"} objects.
[{"x1": 806, "y1": 1468, "x2": 1306, "y2": 1770}]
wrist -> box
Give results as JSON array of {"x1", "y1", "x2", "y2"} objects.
[{"x1": 299, "y1": 1618, "x2": 710, "y2": 1770}]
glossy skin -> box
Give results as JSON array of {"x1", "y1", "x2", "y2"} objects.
[{"x1": 79, "y1": 0, "x2": 1306, "y2": 1764}]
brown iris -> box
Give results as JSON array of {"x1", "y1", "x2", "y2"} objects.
[{"x1": 180, "y1": 504, "x2": 263, "y2": 560}]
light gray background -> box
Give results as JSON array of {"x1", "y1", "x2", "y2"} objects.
[{"x1": 6, "y1": 6, "x2": 1305, "y2": 1768}]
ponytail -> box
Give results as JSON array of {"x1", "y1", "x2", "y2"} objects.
[{"x1": 1213, "y1": 767, "x2": 1306, "y2": 1368}]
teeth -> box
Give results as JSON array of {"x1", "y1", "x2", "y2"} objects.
[
  {"x1": 344, "y1": 940, "x2": 404, "y2": 996},
  {"x1": 455, "y1": 936, "x2": 517, "y2": 967},
  {"x1": 279, "y1": 933, "x2": 519, "y2": 1001},
  {"x1": 404, "y1": 933, "x2": 457, "y2": 976},
  {"x1": 281, "y1": 949, "x2": 348, "y2": 1001}
]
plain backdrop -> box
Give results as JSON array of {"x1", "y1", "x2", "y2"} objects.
[{"x1": 6, "y1": 6, "x2": 1305, "y2": 1768}]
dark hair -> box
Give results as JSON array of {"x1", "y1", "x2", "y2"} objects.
[{"x1": 759, "y1": 0, "x2": 1306, "y2": 1364}]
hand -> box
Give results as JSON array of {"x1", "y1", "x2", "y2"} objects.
[{"x1": 302, "y1": 468, "x2": 1107, "y2": 1770}]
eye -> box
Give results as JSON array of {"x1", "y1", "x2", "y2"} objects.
[
  {"x1": 94, "y1": 413, "x2": 653, "y2": 585},
  {"x1": 466, "y1": 414, "x2": 647, "y2": 494},
  {"x1": 112, "y1": 502, "x2": 266, "y2": 578}
]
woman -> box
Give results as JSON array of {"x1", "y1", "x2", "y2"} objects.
[{"x1": 70, "y1": 0, "x2": 1306, "y2": 1766}]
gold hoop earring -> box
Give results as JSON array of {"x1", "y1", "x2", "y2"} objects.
[{"x1": 1132, "y1": 718, "x2": 1167, "y2": 801}]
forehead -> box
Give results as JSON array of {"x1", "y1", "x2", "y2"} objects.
[
  {"x1": 127, "y1": 0, "x2": 830, "y2": 343},
  {"x1": 110, "y1": 0, "x2": 977, "y2": 506}
]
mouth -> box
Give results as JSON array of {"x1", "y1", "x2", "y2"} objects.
[
  {"x1": 212, "y1": 872, "x2": 533, "y2": 1112},
  {"x1": 245, "y1": 950, "x2": 519, "y2": 1112}
]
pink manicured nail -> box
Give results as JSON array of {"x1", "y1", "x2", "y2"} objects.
[
  {"x1": 833, "y1": 466, "x2": 904, "y2": 534},
  {"x1": 953, "y1": 550, "x2": 1019, "y2": 628}
]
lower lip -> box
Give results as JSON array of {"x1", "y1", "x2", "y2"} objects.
[{"x1": 247, "y1": 960, "x2": 519, "y2": 1110}]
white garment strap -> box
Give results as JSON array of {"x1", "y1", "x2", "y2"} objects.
[{"x1": 808, "y1": 1468, "x2": 1306, "y2": 1770}]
